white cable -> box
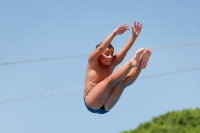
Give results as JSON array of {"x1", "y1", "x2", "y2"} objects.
[
  {"x1": 0, "y1": 86, "x2": 83, "y2": 104},
  {"x1": 0, "y1": 42, "x2": 199, "y2": 65},
  {"x1": 0, "y1": 66, "x2": 199, "y2": 104},
  {"x1": 0, "y1": 54, "x2": 89, "y2": 65}
]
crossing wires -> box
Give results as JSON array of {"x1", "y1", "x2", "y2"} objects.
[
  {"x1": 0, "y1": 65, "x2": 200, "y2": 104},
  {"x1": 0, "y1": 42, "x2": 200, "y2": 66}
]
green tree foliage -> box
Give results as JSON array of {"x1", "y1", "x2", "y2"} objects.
[{"x1": 122, "y1": 108, "x2": 200, "y2": 133}]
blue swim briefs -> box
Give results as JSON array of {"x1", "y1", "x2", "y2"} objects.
[{"x1": 84, "y1": 96, "x2": 108, "y2": 114}]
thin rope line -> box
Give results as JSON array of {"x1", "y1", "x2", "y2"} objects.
[
  {"x1": 0, "y1": 42, "x2": 199, "y2": 66},
  {"x1": 138, "y1": 66, "x2": 200, "y2": 79},
  {"x1": 149, "y1": 42, "x2": 200, "y2": 50},
  {"x1": 0, "y1": 66, "x2": 199, "y2": 104},
  {"x1": 0, "y1": 86, "x2": 83, "y2": 104},
  {"x1": 0, "y1": 54, "x2": 89, "y2": 65}
]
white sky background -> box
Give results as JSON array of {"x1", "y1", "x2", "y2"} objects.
[{"x1": 0, "y1": 0, "x2": 200, "y2": 133}]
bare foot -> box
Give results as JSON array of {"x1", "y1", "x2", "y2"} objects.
[
  {"x1": 139, "y1": 48, "x2": 151, "y2": 69},
  {"x1": 131, "y1": 48, "x2": 146, "y2": 67}
]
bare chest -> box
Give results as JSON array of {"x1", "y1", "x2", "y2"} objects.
[
  {"x1": 87, "y1": 65, "x2": 113, "y2": 84},
  {"x1": 95, "y1": 68, "x2": 111, "y2": 80}
]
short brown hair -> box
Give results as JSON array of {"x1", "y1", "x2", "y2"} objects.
[{"x1": 96, "y1": 42, "x2": 114, "y2": 49}]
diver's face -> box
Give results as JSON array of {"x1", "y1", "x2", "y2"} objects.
[{"x1": 99, "y1": 48, "x2": 114, "y2": 65}]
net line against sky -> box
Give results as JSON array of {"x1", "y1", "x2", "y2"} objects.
[
  {"x1": 1, "y1": 65, "x2": 200, "y2": 104},
  {"x1": 1, "y1": 42, "x2": 200, "y2": 66}
]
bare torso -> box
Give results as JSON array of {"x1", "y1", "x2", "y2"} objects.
[{"x1": 84, "y1": 60, "x2": 115, "y2": 97}]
